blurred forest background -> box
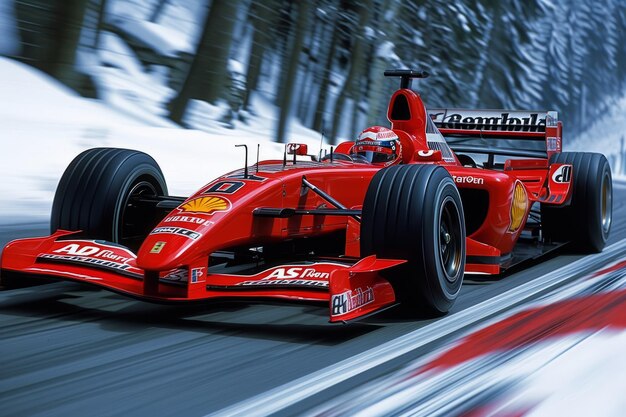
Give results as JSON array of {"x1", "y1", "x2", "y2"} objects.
[{"x1": 2, "y1": 0, "x2": 626, "y2": 144}]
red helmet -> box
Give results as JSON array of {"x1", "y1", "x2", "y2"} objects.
[{"x1": 351, "y1": 126, "x2": 402, "y2": 166}]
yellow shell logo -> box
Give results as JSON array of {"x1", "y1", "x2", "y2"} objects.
[
  {"x1": 181, "y1": 196, "x2": 231, "y2": 215},
  {"x1": 509, "y1": 181, "x2": 528, "y2": 232}
]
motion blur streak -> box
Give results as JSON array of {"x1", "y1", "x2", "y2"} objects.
[
  {"x1": 208, "y1": 239, "x2": 626, "y2": 417},
  {"x1": 304, "y1": 259, "x2": 626, "y2": 417},
  {"x1": 420, "y1": 260, "x2": 626, "y2": 372}
]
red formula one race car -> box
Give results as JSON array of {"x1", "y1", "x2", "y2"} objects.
[{"x1": 0, "y1": 70, "x2": 613, "y2": 322}]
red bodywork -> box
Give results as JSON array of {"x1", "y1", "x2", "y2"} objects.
[{"x1": 0, "y1": 86, "x2": 572, "y2": 322}]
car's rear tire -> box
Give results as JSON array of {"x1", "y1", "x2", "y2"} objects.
[
  {"x1": 51, "y1": 148, "x2": 168, "y2": 251},
  {"x1": 541, "y1": 152, "x2": 612, "y2": 252},
  {"x1": 361, "y1": 165, "x2": 465, "y2": 315}
]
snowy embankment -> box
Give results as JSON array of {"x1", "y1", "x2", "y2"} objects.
[
  {"x1": 0, "y1": 57, "x2": 324, "y2": 225},
  {"x1": 570, "y1": 96, "x2": 626, "y2": 181}
]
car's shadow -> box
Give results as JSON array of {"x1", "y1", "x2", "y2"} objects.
[
  {"x1": 0, "y1": 283, "x2": 381, "y2": 345},
  {"x1": 463, "y1": 246, "x2": 567, "y2": 285}
]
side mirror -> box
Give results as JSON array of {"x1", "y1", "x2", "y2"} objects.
[{"x1": 287, "y1": 143, "x2": 308, "y2": 156}]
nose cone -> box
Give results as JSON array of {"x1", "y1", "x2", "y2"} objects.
[
  {"x1": 136, "y1": 195, "x2": 234, "y2": 270},
  {"x1": 136, "y1": 229, "x2": 197, "y2": 270}
]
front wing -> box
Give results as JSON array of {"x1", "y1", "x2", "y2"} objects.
[{"x1": 0, "y1": 231, "x2": 402, "y2": 323}]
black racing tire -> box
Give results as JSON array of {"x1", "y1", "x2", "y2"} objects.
[
  {"x1": 51, "y1": 148, "x2": 168, "y2": 250},
  {"x1": 361, "y1": 164, "x2": 466, "y2": 315},
  {"x1": 541, "y1": 152, "x2": 612, "y2": 253}
]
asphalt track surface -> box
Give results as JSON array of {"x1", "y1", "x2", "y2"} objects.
[{"x1": 1, "y1": 184, "x2": 625, "y2": 417}]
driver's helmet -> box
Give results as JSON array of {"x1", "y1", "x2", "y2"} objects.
[{"x1": 351, "y1": 126, "x2": 402, "y2": 166}]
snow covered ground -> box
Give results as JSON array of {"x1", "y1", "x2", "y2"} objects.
[
  {"x1": 570, "y1": 96, "x2": 626, "y2": 180},
  {"x1": 0, "y1": 57, "x2": 325, "y2": 224}
]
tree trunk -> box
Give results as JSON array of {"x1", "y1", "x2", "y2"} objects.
[
  {"x1": 296, "y1": 10, "x2": 323, "y2": 123},
  {"x1": 169, "y1": 0, "x2": 241, "y2": 124},
  {"x1": 201, "y1": 0, "x2": 241, "y2": 104},
  {"x1": 274, "y1": 2, "x2": 294, "y2": 106},
  {"x1": 47, "y1": 0, "x2": 89, "y2": 83},
  {"x1": 312, "y1": 11, "x2": 340, "y2": 133},
  {"x1": 149, "y1": 0, "x2": 170, "y2": 22},
  {"x1": 475, "y1": 2, "x2": 504, "y2": 108},
  {"x1": 330, "y1": 0, "x2": 373, "y2": 143},
  {"x1": 244, "y1": 0, "x2": 278, "y2": 110},
  {"x1": 93, "y1": 0, "x2": 109, "y2": 49},
  {"x1": 351, "y1": 68, "x2": 368, "y2": 134},
  {"x1": 12, "y1": 0, "x2": 95, "y2": 94},
  {"x1": 365, "y1": 0, "x2": 401, "y2": 127},
  {"x1": 469, "y1": 14, "x2": 494, "y2": 107},
  {"x1": 275, "y1": 1, "x2": 311, "y2": 143},
  {"x1": 53, "y1": 0, "x2": 88, "y2": 63}
]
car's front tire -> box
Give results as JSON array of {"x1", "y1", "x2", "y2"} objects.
[
  {"x1": 51, "y1": 148, "x2": 168, "y2": 251},
  {"x1": 361, "y1": 164, "x2": 466, "y2": 315}
]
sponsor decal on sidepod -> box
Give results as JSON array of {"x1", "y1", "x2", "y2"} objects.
[{"x1": 452, "y1": 175, "x2": 484, "y2": 185}]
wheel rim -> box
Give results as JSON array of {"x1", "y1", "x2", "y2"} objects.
[
  {"x1": 439, "y1": 196, "x2": 463, "y2": 282},
  {"x1": 601, "y1": 171, "x2": 612, "y2": 234},
  {"x1": 119, "y1": 180, "x2": 158, "y2": 249}
]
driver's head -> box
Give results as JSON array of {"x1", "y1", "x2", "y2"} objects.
[{"x1": 352, "y1": 126, "x2": 402, "y2": 166}]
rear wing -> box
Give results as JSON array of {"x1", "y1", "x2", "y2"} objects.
[{"x1": 428, "y1": 108, "x2": 563, "y2": 160}]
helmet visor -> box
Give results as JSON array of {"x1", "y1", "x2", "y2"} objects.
[
  {"x1": 357, "y1": 150, "x2": 396, "y2": 164},
  {"x1": 352, "y1": 143, "x2": 396, "y2": 164}
]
